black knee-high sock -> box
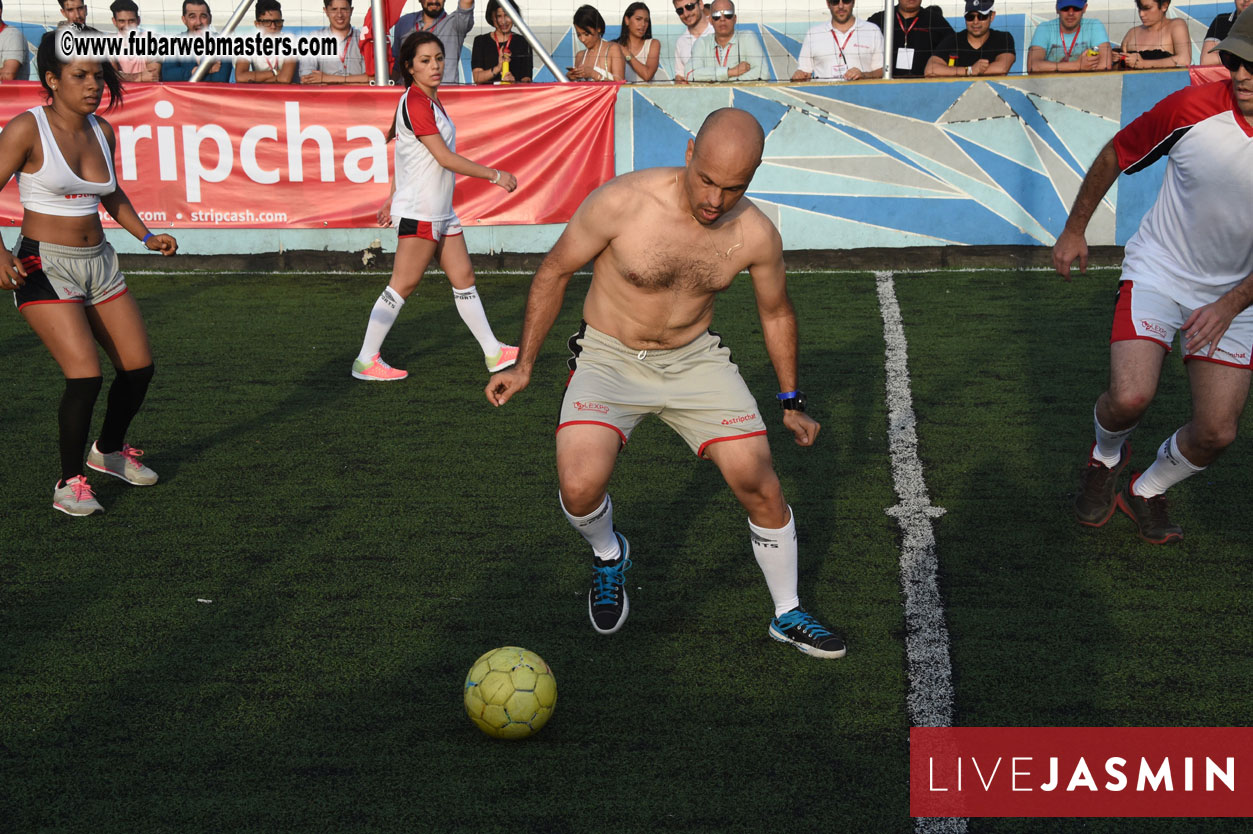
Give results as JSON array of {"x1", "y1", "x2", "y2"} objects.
[
  {"x1": 60, "y1": 376, "x2": 103, "y2": 481},
  {"x1": 97, "y1": 364, "x2": 154, "y2": 454}
]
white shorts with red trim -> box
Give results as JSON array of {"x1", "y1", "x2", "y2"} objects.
[
  {"x1": 558, "y1": 323, "x2": 768, "y2": 458},
  {"x1": 394, "y1": 215, "x2": 462, "y2": 242},
  {"x1": 1111, "y1": 279, "x2": 1253, "y2": 368}
]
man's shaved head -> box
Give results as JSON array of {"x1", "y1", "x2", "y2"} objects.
[{"x1": 691, "y1": 108, "x2": 765, "y2": 170}]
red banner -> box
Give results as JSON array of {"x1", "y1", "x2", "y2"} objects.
[
  {"x1": 0, "y1": 81, "x2": 617, "y2": 229},
  {"x1": 911, "y1": 727, "x2": 1253, "y2": 818}
]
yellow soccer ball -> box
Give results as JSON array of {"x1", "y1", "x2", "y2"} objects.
[{"x1": 463, "y1": 647, "x2": 557, "y2": 739}]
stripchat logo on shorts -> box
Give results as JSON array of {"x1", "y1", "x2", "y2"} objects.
[
  {"x1": 910, "y1": 727, "x2": 1253, "y2": 818},
  {"x1": 572, "y1": 401, "x2": 610, "y2": 414},
  {"x1": 721, "y1": 412, "x2": 758, "y2": 426}
]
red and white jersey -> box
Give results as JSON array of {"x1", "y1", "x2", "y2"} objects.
[
  {"x1": 391, "y1": 86, "x2": 456, "y2": 222},
  {"x1": 1115, "y1": 81, "x2": 1253, "y2": 305}
]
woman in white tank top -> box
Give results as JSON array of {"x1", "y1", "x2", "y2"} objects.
[
  {"x1": 567, "y1": 5, "x2": 625, "y2": 81},
  {"x1": 616, "y1": 2, "x2": 665, "y2": 82},
  {"x1": 0, "y1": 32, "x2": 178, "y2": 517}
]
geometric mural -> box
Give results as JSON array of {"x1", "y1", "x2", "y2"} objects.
[{"x1": 621, "y1": 71, "x2": 1191, "y2": 249}]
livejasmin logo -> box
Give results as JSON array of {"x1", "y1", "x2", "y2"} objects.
[
  {"x1": 910, "y1": 727, "x2": 1253, "y2": 818},
  {"x1": 927, "y1": 753, "x2": 1235, "y2": 793},
  {"x1": 115, "y1": 100, "x2": 389, "y2": 202}
]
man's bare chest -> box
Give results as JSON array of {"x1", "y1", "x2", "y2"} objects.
[{"x1": 609, "y1": 223, "x2": 746, "y2": 293}]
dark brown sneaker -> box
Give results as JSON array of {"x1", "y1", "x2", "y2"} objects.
[
  {"x1": 1074, "y1": 442, "x2": 1129, "y2": 526},
  {"x1": 1116, "y1": 477, "x2": 1183, "y2": 544}
]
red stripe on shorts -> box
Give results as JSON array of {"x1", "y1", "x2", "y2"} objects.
[
  {"x1": 556, "y1": 420, "x2": 627, "y2": 446},
  {"x1": 698, "y1": 430, "x2": 768, "y2": 459},
  {"x1": 399, "y1": 220, "x2": 435, "y2": 240},
  {"x1": 1110, "y1": 280, "x2": 1170, "y2": 349}
]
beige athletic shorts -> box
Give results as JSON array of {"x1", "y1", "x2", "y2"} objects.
[{"x1": 558, "y1": 322, "x2": 768, "y2": 458}]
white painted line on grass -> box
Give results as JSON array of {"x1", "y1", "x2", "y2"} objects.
[{"x1": 875, "y1": 271, "x2": 966, "y2": 834}]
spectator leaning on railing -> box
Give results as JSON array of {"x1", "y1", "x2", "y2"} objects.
[
  {"x1": 1115, "y1": 0, "x2": 1190, "y2": 70},
  {"x1": 618, "y1": 2, "x2": 664, "y2": 81},
  {"x1": 672, "y1": 0, "x2": 712, "y2": 81},
  {"x1": 567, "y1": 5, "x2": 624, "y2": 81},
  {"x1": 868, "y1": 0, "x2": 954, "y2": 78},
  {"x1": 0, "y1": 0, "x2": 30, "y2": 80},
  {"x1": 391, "y1": 0, "x2": 475, "y2": 83},
  {"x1": 686, "y1": 0, "x2": 767, "y2": 81},
  {"x1": 925, "y1": 0, "x2": 1015, "y2": 77},
  {"x1": 163, "y1": 0, "x2": 233, "y2": 82},
  {"x1": 792, "y1": 0, "x2": 883, "y2": 81},
  {"x1": 471, "y1": 0, "x2": 532, "y2": 83},
  {"x1": 1200, "y1": 0, "x2": 1249, "y2": 65},
  {"x1": 1027, "y1": 1, "x2": 1111, "y2": 73},
  {"x1": 299, "y1": 0, "x2": 368, "y2": 84},
  {"x1": 235, "y1": 0, "x2": 295, "y2": 83},
  {"x1": 109, "y1": 0, "x2": 159, "y2": 82}
]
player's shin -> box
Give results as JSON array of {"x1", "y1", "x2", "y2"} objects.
[
  {"x1": 749, "y1": 506, "x2": 800, "y2": 617},
  {"x1": 560, "y1": 491, "x2": 622, "y2": 562},
  {"x1": 358, "y1": 287, "x2": 405, "y2": 362}
]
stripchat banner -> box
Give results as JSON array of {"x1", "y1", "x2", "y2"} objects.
[{"x1": 0, "y1": 82, "x2": 618, "y2": 229}]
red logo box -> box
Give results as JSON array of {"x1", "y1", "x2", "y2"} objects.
[{"x1": 911, "y1": 727, "x2": 1253, "y2": 817}]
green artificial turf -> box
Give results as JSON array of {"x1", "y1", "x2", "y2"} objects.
[
  {"x1": 2, "y1": 268, "x2": 1247, "y2": 833},
  {"x1": 0, "y1": 270, "x2": 904, "y2": 833}
]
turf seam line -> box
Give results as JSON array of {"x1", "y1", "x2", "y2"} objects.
[{"x1": 875, "y1": 270, "x2": 966, "y2": 834}]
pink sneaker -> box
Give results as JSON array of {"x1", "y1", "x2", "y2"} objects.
[
  {"x1": 486, "y1": 344, "x2": 519, "y2": 373},
  {"x1": 53, "y1": 475, "x2": 104, "y2": 516},
  {"x1": 352, "y1": 353, "x2": 408, "y2": 381}
]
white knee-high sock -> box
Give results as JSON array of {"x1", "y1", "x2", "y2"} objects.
[
  {"x1": 358, "y1": 287, "x2": 405, "y2": 362},
  {"x1": 452, "y1": 286, "x2": 501, "y2": 357},
  {"x1": 1093, "y1": 404, "x2": 1136, "y2": 467},
  {"x1": 1133, "y1": 432, "x2": 1204, "y2": 498},
  {"x1": 749, "y1": 507, "x2": 800, "y2": 617},
  {"x1": 561, "y1": 492, "x2": 621, "y2": 562}
]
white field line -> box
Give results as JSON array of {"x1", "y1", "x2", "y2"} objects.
[{"x1": 874, "y1": 271, "x2": 966, "y2": 834}]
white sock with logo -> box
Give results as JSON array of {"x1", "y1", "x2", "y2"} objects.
[
  {"x1": 561, "y1": 492, "x2": 621, "y2": 562},
  {"x1": 452, "y1": 286, "x2": 501, "y2": 357},
  {"x1": 358, "y1": 287, "x2": 404, "y2": 362},
  {"x1": 1133, "y1": 432, "x2": 1204, "y2": 498},
  {"x1": 749, "y1": 507, "x2": 800, "y2": 618},
  {"x1": 1093, "y1": 405, "x2": 1136, "y2": 467}
]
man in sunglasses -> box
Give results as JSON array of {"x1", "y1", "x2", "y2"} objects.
[
  {"x1": 1054, "y1": 11, "x2": 1253, "y2": 545},
  {"x1": 672, "y1": 0, "x2": 712, "y2": 81},
  {"x1": 924, "y1": 0, "x2": 1014, "y2": 77},
  {"x1": 867, "y1": 0, "x2": 954, "y2": 78},
  {"x1": 792, "y1": 0, "x2": 884, "y2": 81},
  {"x1": 1201, "y1": 0, "x2": 1250, "y2": 65},
  {"x1": 687, "y1": 0, "x2": 768, "y2": 81},
  {"x1": 1027, "y1": 0, "x2": 1111, "y2": 73}
]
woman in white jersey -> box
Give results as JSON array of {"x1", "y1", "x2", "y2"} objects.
[
  {"x1": 616, "y1": 2, "x2": 664, "y2": 82},
  {"x1": 352, "y1": 31, "x2": 519, "y2": 382},
  {"x1": 0, "y1": 32, "x2": 177, "y2": 517}
]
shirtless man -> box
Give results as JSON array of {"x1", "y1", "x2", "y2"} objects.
[{"x1": 485, "y1": 108, "x2": 845, "y2": 659}]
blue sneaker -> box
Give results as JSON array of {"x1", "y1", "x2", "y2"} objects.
[
  {"x1": 769, "y1": 608, "x2": 846, "y2": 659},
  {"x1": 588, "y1": 532, "x2": 631, "y2": 635}
]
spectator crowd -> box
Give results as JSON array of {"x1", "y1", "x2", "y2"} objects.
[{"x1": 0, "y1": 0, "x2": 1243, "y2": 83}]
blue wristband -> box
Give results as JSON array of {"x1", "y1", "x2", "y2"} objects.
[
  {"x1": 776, "y1": 391, "x2": 799, "y2": 401},
  {"x1": 141, "y1": 232, "x2": 154, "y2": 244}
]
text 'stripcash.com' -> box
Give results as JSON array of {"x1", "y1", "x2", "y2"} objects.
[
  {"x1": 911, "y1": 727, "x2": 1253, "y2": 817},
  {"x1": 57, "y1": 27, "x2": 338, "y2": 62}
]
